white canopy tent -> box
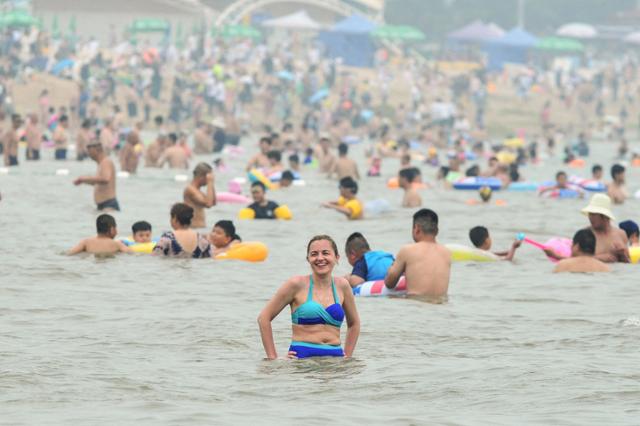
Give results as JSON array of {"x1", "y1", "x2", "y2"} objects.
[
  {"x1": 556, "y1": 23, "x2": 598, "y2": 39},
  {"x1": 261, "y1": 10, "x2": 322, "y2": 30}
]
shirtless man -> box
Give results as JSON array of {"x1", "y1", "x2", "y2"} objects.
[
  {"x1": 157, "y1": 133, "x2": 188, "y2": 169},
  {"x1": 266, "y1": 150, "x2": 284, "y2": 176},
  {"x1": 183, "y1": 163, "x2": 216, "y2": 228},
  {"x1": 193, "y1": 121, "x2": 213, "y2": 154},
  {"x1": 246, "y1": 136, "x2": 272, "y2": 171},
  {"x1": 384, "y1": 209, "x2": 451, "y2": 298},
  {"x1": 607, "y1": 164, "x2": 628, "y2": 204},
  {"x1": 580, "y1": 194, "x2": 629, "y2": 263},
  {"x1": 100, "y1": 118, "x2": 116, "y2": 155},
  {"x1": 53, "y1": 115, "x2": 69, "y2": 160},
  {"x1": 317, "y1": 136, "x2": 336, "y2": 173},
  {"x1": 76, "y1": 119, "x2": 92, "y2": 161},
  {"x1": 554, "y1": 228, "x2": 610, "y2": 273},
  {"x1": 145, "y1": 134, "x2": 167, "y2": 167},
  {"x1": 398, "y1": 167, "x2": 422, "y2": 208},
  {"x1": 119, "y1": 131, "x2": 140, "y2": 173},
  {"x1": 3, "y1": 114, "x2": 21, "y2": 166},
  {"x1": 330, "y1": 142, "x2": 360, "y2": 180},
  {"x1": 73, "y1": 142, "x2": 119, "y2": 211},
  {"x1": 25, "y1": 114, "x2": 42, "y2": 161},
  {"x1": 68, "y1": 214, "x2": 131, "y2": 255}
]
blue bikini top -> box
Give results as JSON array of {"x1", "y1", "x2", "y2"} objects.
[{"x1": 291, "y1": 276, "x2": 345, "y2": 328}]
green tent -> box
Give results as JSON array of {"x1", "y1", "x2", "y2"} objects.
[
  {"x1": 130, "y1": 19, "x2": 170, "y2": 33},
  {"x1": 372, "y1": 25, "x2": 426, "y2": 41},
  {"x1": 535, "y1": 36, "x2": 584, "y2": 52},
  {"x1": 0, "y1": 9, "x2": 40, "y2": 28},
  {"x1": 212, "y1": 24, "x2": 261, "y2": 39}
]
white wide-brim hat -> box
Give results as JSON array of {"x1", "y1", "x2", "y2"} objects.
[{"x1": 581, "y1": 193, "x2": 615, "y2": 220}]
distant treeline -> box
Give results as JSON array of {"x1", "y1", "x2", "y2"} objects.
[{"x1": 385, "y1": 0, "x2": 636, "y2": 39}]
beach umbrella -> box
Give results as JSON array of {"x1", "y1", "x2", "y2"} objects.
[
  {"x1": 372, "y1": 25, "x2": 426, "y2": 41},
  {"x1": 52, "y1": 58, "x2": 74, "y2": 75},
  {"x1": 556, "y1": 23, "x2": 597, "y2": 39},
  {"x1": 130, "y1": 19, "x2": 170, "y2": 33},
  {"x1": 535, "y1": 37, "x2": 584, "y2": 52},
  {"x1": 309, "y1": 88, "x2": 329, "y2": 104}
]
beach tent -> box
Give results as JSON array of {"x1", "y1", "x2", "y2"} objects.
[
  {"x1": 130, "y1": 19, "x2": 170, "y2": 34},
  {"x1": 261, "y1": 10, "x2": 321, "y2": 30},
  {"x1": 536, "y1": 36, "x2": 584, "y2": 53},
  {"x1": 556, "y1": 23, "x2": 597, "y2": 39},
  {"x1": 372, "y1": 25, "x2": 425, "y2": 42},
  {"x1": 448, "y1": 20, "x2": 505, "y2": 43},
  {"x1": 485, "y1": 27, "x2": 538, "y2": 70},
  {"x1": 318, "y1": 15, "x2": 378, "y2": 68}
]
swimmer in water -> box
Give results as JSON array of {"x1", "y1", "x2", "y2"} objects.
[
  {"x1": 398, "y1": 168, "x2": 422, "y2": 208},
  {"x1": 469, "y1": 226, "x2": 521, "y2": 261},
  {"x1": 619, "y1": 220, "x2": 639, "y2": 247},
  {"x1": 344, "y1": 232, "x2": 394, "y2": 287},
  {"x1": 132, "y1": 221, "x2": 152, "y2": 243},
  {"x1": 183, "y1": 162, "x2": 216, "y2": 229},
  {"x1": 384, "y1": 209, "x2": 451, "y2": 298},
  {"x1": 278, "y1": 170, "x2": 295, "y2": 188},
  {"x1": 68, "y1": 214, "x2": 132, "y2": 255},
  {"x1": 257, "y1": 235, "x2": 360, "y2": 359},
  {"x1": 554, "y1": 228, "x2": 610, "y2": 273},
  {"x1": 538, "y1": 171, "x2": 584, "y2": 198},
  {"x1": 247, "y1": 181, "x2": 280, "y2": 219},
  {"x1": 210, "y1": 220, "x2": 242, "y2": 256},
  {"x1": 322, "y1": 177, "x2": 363, "y2": 220},
  {"x1": 73, "y1": 142, "x2": 119, "y2": 211}
]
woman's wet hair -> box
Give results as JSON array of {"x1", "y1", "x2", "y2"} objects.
[
  {"x1": 170, "y1": 203, "x2": 194, "y2": 226},
  {"x1": 214, "y1": 220, "x2": 241, "y2": 242},
  {"x1": 306, "y1": 235, "x2": 339, "y2": 257}
]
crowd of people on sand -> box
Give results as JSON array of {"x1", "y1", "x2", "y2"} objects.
[{"x1": 2, "y1": 21, "x2": 640, "y2": 360}]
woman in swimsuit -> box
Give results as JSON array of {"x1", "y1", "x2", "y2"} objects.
[
  {"x1": 153, "y1": 203, "x2": 212, "y2": 258},
  {"x1": 258, "y1": 235, "x2": 360, "y2": 359},
  {"x1": 210, "y1": 220, "x2": 241, "y2": 257}
]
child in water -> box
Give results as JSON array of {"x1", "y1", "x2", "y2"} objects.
[
  {"x1": 469, "y1": 226, "x2": 521, "y2": 261},
  {"x1": 322, "y1": 177, "x2": 364, "y2": 220},
  {"x1": 210, "y1": 220, "x2": 242, "y2": 256},
  {"x1": 68, "y1": 214, "x2": 132, "y2": 255},
  {"x1": 132, "y1": 221, "x2": 153, "y2": 243}
]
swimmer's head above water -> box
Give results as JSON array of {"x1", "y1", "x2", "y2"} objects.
[
  {"x1": 97, "y1": 214, "x2": 117, "y2": 238},
  {"x1": 132, "y1": 221, "x2": 152, "y2": 243},
  {"x1": 339, "y1": 177, "x2": 358, "y2": 197},
  {"x1": 345, "y1": 232, "x2": 370, "y2": 266},
  {"x1": 469, "y1": 226, "x2": 491, "y2": 250},
  {"x1": 412, "y1": 208, "x2": 438, "y2": 241},
  {"x1": 479, "y1": 186, "x2": 492, "y2": 203}
]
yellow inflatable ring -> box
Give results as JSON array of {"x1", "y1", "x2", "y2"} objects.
[{"x1": 215, "y1": 242, "x2": 268, "y2": 262}]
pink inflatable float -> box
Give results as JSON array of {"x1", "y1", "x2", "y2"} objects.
[{"x1": 519, "y1": 234, "x2": 572, "y2": 262}]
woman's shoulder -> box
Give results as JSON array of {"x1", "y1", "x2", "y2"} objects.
[
  {"x1": 333, "y1": 276, "x2": 351, "y2": 292},
  {"x1": 283, "y1": 275, "x2": 308, "y2": 290}
]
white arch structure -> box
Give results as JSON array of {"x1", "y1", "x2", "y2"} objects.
[{"x1": 214, "y1": 0, "x2": 382, "y2": 26}]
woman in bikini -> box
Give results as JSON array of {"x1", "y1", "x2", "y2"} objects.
[{"x1": 257, "y1": 235, "x2": 360, "y2": 359}]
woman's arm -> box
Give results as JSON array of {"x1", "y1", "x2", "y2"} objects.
[
  {"x1": 257, "y1": 278, "x2": 298, "y2": 360},
  {"x1": 339, "y1": 279, "x2": 360, "y2": 358}
]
